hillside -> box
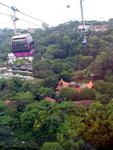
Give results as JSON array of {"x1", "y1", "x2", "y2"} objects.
[
  {"x1": 1, "y1": 20, "x2": 113, "y2": 82},
  {"x1": 1, "y1": 20, "x2": 113, "y2": 149},
  {"x1": 31, "y1": 19, "x2": 113, "y2": 82}
]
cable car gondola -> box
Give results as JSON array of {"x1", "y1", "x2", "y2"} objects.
[
  {"x1": 78, "y1": 25, "x2": 90, "y2": 33},
  {"x1": 11, "y1": 34, "x2": 35, "y2": 58},
  {"x1": 82, "y1": 38, "x2": 87, "y2": 47}
]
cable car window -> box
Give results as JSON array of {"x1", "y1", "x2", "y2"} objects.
[
  {"x1": 12, "y1": 38, "x2": 28, "y2": 52},
  {"x1": 12, "y1": 44, "x2": 28, "y2": 52},
  {"x1": 13, "y1": 38, "x2": 26, "y2": 44}
]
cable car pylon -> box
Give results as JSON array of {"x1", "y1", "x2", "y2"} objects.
[
  {"x1": 11, "y1": 6, "x2": 19, "y2": 35},
  {"x1": 79, "y1": 0, "x2": 87, "y2": 46}
]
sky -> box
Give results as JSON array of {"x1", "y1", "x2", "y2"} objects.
[{"x1": 0, "y1": 0, "x2": 113, "y2": 29}]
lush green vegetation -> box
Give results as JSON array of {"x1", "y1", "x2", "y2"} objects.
[
  {"x1": 0, "y1": 86, "x2": 113, "y2": 149},
  {"x1": 0, "y1": 75, "x2": 111, "y2": 149},
  {"x1": 1, "y1": 19, "x2": 113, "y2": 149},
  {"x1": 1, "y1": 20, "x2": 113, "y2": 82}
]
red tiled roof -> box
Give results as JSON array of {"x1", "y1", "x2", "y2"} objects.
[
  {"x1": 56, "y1": 79, "x2": 69, "y2": 91},
  {"x1": 86, "y1": 80, "x2": 94, "y2": 89},
  {"x1": 56, "y1": 79, "x2": 94, "y2": 92}
]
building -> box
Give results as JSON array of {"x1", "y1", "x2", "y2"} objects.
[
  {"x1": 56, "y1": 79, "x2": 94, "y2": 92},
  {"x1": 91, "y1": 24, "x2": 109, "y2": 32}
]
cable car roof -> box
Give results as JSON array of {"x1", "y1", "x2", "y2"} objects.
[{"x1": 12, "y1": 34, "x2": 30, "y2": 39}]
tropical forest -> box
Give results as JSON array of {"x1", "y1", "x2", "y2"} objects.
[{"x1": 0, "y1": 19, "x2": 113, "y2": 149}]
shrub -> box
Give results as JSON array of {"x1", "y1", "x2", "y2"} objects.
[
  {"x1": 76, "y1": 88, "x2": 95, "y2": 100},
  {"x1": 59, "y1": 87, "x2": 76, "y2": 101},
  {"x1": 41, "y1": 142, "x2": 63, "y2": 150}
]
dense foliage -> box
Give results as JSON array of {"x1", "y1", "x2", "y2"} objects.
[
  {"x1": 0, "y1": 92, "x2": 113, "y2": 149},
  {"x1": 31, "y1": 19, "x2": 113, "y2": 83},
  {"x1": 0, "y1": 77, "x2": 112, "y2": 149},
  {"x1": 1, "y1": 19, "x2": 113, "y2": 149},
  {"x1": 1, "y1": 20, "x2": 113, "y2": 82}
]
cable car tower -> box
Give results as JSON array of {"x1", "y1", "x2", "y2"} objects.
[
  {"x1": 11, "y1": 6, "x2": 19, "y2": 35},
  {"x1": 79, "y1": 0, "x2": 87, "y2": 46}
]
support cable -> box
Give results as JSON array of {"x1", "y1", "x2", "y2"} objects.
[
  {"x1": 0, "y1": 11, "x2": 40, "y2": 27},
  {"x1": 0, "y1": 2, "x2": 50, "y2": 25}
]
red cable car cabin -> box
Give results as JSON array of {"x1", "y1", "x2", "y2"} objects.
[{"x1": 12, "y1": 34, "x2": 35, "y2": 57}]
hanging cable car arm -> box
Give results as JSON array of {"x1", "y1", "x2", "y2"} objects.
[{"x1": 80, "y1": 0, "x2": 85, "y2": 29}]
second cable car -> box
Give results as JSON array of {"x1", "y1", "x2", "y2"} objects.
[{"x1": 11, "y1": 34, "x2": 35, "y2": 58}]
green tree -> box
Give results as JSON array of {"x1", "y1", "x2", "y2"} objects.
[
  {"x1": 7, "y1": 78, "x2": 24, "y2": 97},
  {"x1": 20, "y1": 108, "x2": 38, "y2": 130},
  {"x1": 37, "y1": 86, "x2": 55, "y2": 99},
  {"x1": 60, "y1": 70, "x2": 72, "y2": 81},
  {"x1": 43, "y1": 75, "x2": 58, "y2": 88},
  {"x1": 82, "y1": 101, "x2": 113, "y2": 149},
  {"x1": 59, "y1": 87, "x2": 76, "y2": 101},
  {"x1": 41, "y1": 142, "x2": 63, "y2": 150},
  {"x1": 94, "y1": 80, "x2": 113, "y2": 103},
  {"x1": 57, "y1": 115, "x2": 85, "y2": 150},
  {"x1": 15, "y1": 91, "x2": 33, "y2": 102},
  {"x1": 76, "y1": 88, "x2": 96, "y2": 101},
  {"x1": 77, "y1": 55, "x2": 93, "y2": 70}
]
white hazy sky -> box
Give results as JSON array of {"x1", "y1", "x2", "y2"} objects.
[{"x1": 0, "y1": 0, "x2": 113, "y2": 29}]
